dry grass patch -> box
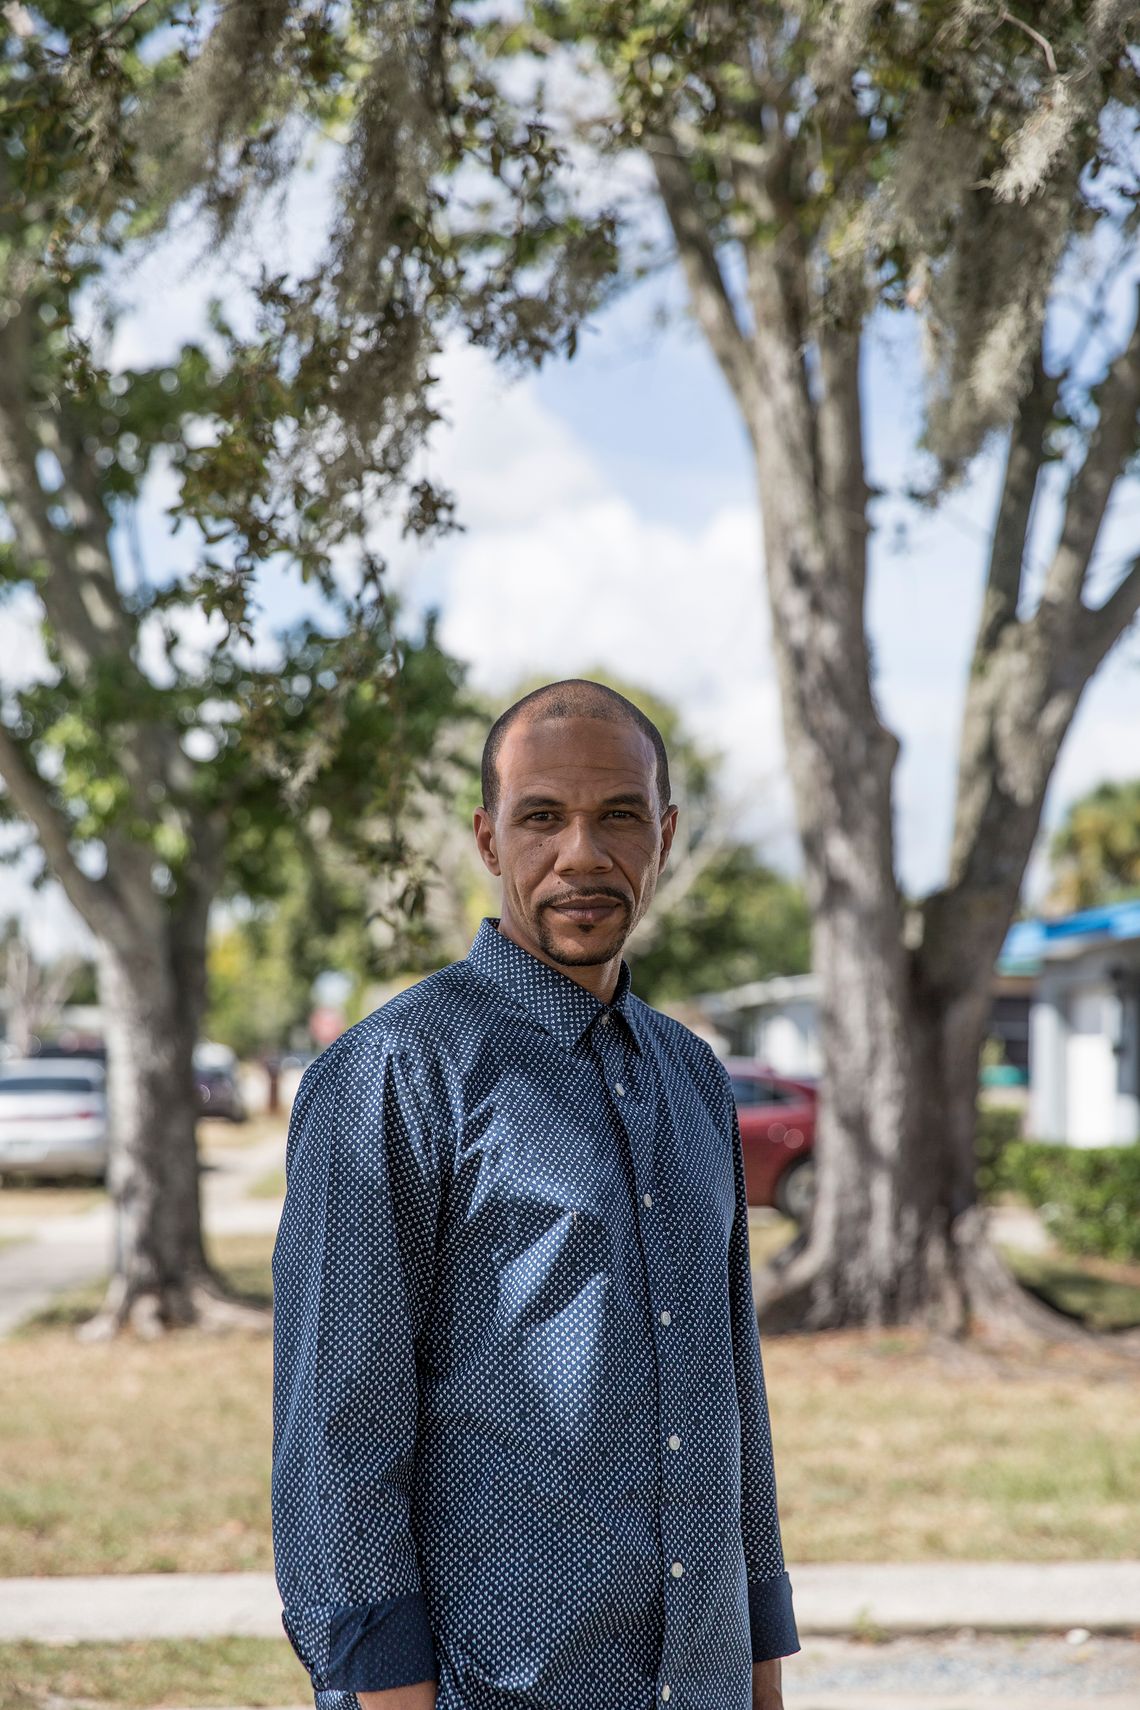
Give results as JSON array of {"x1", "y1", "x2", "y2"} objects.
[
  {"x1": 763, "y1": 1326, "x2": 1140, "y2": 1563},
  {"x1": 2, "y1": 1232, "x2": 1139, "y2": 1576},
  {"x1": 1, "y1": 1236, "x2": 273, "y2": 1577},
  {"x1": 0, "y1": 1638, "x2": 308, "y2": 1710},
  {"x1": 199, "y1": 1113, "x2": 286, "y2": 1154},
  {"x1": 247, "y1": 1166, "x2": 286, "y2": 1200},
  {"x1": 0, "y1": 1181, "x2": 105, "y2": 1220}
]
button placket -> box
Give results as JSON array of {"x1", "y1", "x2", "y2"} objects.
[{"x1": 596, "y1": 1018, "x2": 687, "y2": 1691}]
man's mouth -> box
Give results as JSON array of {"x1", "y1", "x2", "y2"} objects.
[{"x1": 547, "y1": 899, "x2": 624, "y2": 924}]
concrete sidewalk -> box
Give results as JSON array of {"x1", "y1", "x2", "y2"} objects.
[
  {"x1": 2, "y1": 1562, "x2": 1138, "y2": 1643},
  {"x1": 137, "y1": 1700, "x2": 1140, "y2": 1710},
  {"x1": 147, "y1": 1697, "x2": 1139, "y2": 1710}
]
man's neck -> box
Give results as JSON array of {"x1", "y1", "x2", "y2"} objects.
[{"x1": 493, "y1": 915, "x2": 622, "y2": 1004}]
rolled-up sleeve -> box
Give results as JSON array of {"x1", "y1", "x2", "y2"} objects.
[
  {"x1": 271, "y1": 1028, "x2": 445, "y2": 1704},
  {"x1": 724, "y1": 1089, "x2": 800, "y2": 1662}
]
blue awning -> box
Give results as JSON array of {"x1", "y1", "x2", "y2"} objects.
[{"x1": 998, "y1": 899, "x2": 1140, "y2": 973}]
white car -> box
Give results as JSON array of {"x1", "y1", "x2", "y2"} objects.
[{"x1": 0, "y1": 1058, "x2": 108, "y2": 1180}]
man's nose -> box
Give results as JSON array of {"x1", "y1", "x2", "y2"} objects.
[{"x1": 553, "y1": 814, "x2": 613, "y2": 872}]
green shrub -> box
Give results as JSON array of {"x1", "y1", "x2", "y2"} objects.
[
  {"x1": 995, "y1": 1139, "x2": 1140, "y2": 1263},
  {"x1": 975, "y1": 1104, "x2": 1023, "y2": 1200}
]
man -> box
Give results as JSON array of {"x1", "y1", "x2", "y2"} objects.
[{"x1": 272, "y1": 678, "x2": 799, "y2": 1710}]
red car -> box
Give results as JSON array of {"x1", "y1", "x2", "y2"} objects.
[{"x1": 726, "y1": 1058, "x2": 817, "y2": 1223}]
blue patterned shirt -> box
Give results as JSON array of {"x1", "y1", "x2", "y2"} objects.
[{"x1": 271, "y1": 915, "x2": 799, "y2": 1710}]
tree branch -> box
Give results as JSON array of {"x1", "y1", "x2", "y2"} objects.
[
  {"x1": 0, "y1": 319, "x2": 132, "y2": 682},
  {"x1": 0, "y1": 724, "x2": 121, "y2": 935},
  {"x1": 999, "y1": 10, "x2": 1058, "y2": 74},
  {"x1": 978, "y1": 343, "x2": 1055, "y2": 650},
  {"x1": 1040, "y1": 284, "x2": 1140, "y2": 612},
  {"x1": 645, "y1": 134, "x2": 763, "y2": 423},
  {"x1": 1078, "y1": 553, "x2": 1140, "y2": 672},
  {"x1": 815, "y1": 322, "x2": 870, "y2": 586},
  {"x1": 0, "y1": 312, "x2": 193, "y2": 826}
]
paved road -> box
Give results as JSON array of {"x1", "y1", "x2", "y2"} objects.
[
  {"x1": 784, "y1": 1631, "x2": 1140, "y2": 1705},
  {"x1": 0, "y1": 1129, "x2": 286, "y2": 1337}
]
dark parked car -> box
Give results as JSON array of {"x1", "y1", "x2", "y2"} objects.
[
  {"x1": 726, "y1": 1057, "x2": 817, "y2": 1223},
  {"x1": 194, "y1": 1043, "x2": 247, "y2": 1122}
]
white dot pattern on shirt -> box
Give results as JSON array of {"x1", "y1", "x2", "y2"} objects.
[{"x1": 271, "y1": 915, "x2": 797, "y2": 1710}]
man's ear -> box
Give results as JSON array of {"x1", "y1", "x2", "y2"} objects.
[
  {"x1": 658, "y1": 804, "x2": 679, "y2": 870},
  {"x1": 473, "y1": 806, "x2": 502, "y2": 876}
]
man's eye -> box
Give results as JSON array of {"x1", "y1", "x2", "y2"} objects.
[
  {"x1": 525, "y1": 811, "x2": 553, "y2": 822},
  {"x1": 607, "y1": 810, "x2": 634, "y2": 819}
]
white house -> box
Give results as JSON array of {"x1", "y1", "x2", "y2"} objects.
[
  {"x1": 696, "y1": 898, "x2": 1140, "y2": 1148},
  {"x1": 1014, "y1": 901, "x2": 1140, "y2": 1147},
  {"x1": 696, "y1": 969, "x2": 1032, "y2": 1088},
  {"x1": 695, "y1": 972, "x2": 822, "y2": 1078}
]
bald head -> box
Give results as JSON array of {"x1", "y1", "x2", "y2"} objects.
[{"x1": 481, "y1": 679, "x2": 671, "y2": 820}]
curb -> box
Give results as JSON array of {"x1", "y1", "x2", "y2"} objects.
[
  {"x1": 789, "y1": 1561, "x2": 1140, "y2": 1634},
  {"x1": 1, "y1": 1564, "x2": 1139, "y2": 1643}
]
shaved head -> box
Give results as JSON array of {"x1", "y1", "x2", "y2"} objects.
[{"x1": 481, "y1": 679, "x2": 671, "y2": 819}]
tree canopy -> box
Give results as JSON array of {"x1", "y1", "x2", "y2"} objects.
[
  {"x1": 0, "y1": 0, "x2": 615, "y2": 1335},
  {"x1": 1047, "y1": 776, "x2": 1140, "y2": 912}
]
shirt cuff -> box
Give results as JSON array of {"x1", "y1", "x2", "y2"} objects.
[
  {"x1": 748, "y1": 1570, "x2": 801, "y2": 1661},
  {"x1": 285, "y1": 1592, "x2": 438, "y2": 1692}
]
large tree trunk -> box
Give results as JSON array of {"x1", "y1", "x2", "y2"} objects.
[
  {"x1": 84, "y1": 936, "x2": 204, "y2": 1336},
  {"x1": 650, "y1": 102, "x2": 1140, "y2": 1348},
  {"x1": 757, "y1": 947, "x2": 1089, "y2": 1342},
  {"x1": 738, "y1": 284, "x2": 1097, "y2": 1342},
  {"x1": 75, "y1": 872, "x2": 269, "y2": 1341}
]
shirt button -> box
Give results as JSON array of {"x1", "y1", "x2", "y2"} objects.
[
  {"x1": 668, "y1": 1433, "x2": 681, "y2": 1451},
  {"x1": 661, "y1": 1688, "x2": 671, "y2": 1703},
  {"x1": 600, "y1": 1013, "x2": 611, "y2": 1026},
  {"x1": 614, "y1": 1082, "x2": 625, "y2": 1097},
  {"x1": 659, "y1": 1308, "x2": 671, "y2": 1326},
  {"x1": 671, "y1": 1560, "x2": 684, "y2": 1578},
  {"x1": 642, "y1": 1191, "x2": 653, "y2": 1208}
]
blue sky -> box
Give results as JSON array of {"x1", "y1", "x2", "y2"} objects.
[{"x1": 4, "y1": 152, "x2": 1140, "y2": 960}]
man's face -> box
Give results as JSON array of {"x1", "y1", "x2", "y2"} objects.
[{"x1": 473, "y1": 715, "x2": 677, "y2": 971}]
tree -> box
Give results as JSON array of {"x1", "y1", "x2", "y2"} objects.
[
  {"x1": 205, "y1": 916, "x2": 311, "y2": 1067},
  {"x1": 484, "y1": 3, "x2": 1140, "y2": 1336},
  {"x1": 0, "y1": 2, "x2": 604, "y2": 1336},
  {"x1": 1047, "y1": 778, "x2": 1140, "y2": 913},
  {"x1": 204, "y1": 780, "x2": 479, "y2": 1062},
  {"x1": 628, "y1": 843, "x2": 811, "y2": 1008},
  {"x1": 0, "y1": 918, "x2": 85, "y2": 1057}
]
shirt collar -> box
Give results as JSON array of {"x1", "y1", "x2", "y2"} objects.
[{"x1": 465, "y1": 916, "x2": 640, "y2": 1054}]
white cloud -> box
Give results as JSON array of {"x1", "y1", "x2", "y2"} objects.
[{"x1": 393, "y1": 345, "x2": 792, "y2": 850}]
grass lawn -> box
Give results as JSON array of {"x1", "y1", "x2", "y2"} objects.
[
  {"x1": 0, "y1": 1638, "x2": 309, "y2": 1710},
  {"x1": 198, "y1": 1113, "x2": 287, "y2": 1154},
  {"x1": 0, "y1": 1181, "x2": 106, "y2": 1221},
  {"x1": 1000, "y1": 1244, "x2": 1140, "y2": 1331},
  {"x1": 3, "y1": 1232, "x2": 1139, "y2": 1577}
]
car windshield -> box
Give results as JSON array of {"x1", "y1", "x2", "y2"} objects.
[{"x1": 0, "y1": 1075, "x2": 99, "y2": 1094}]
